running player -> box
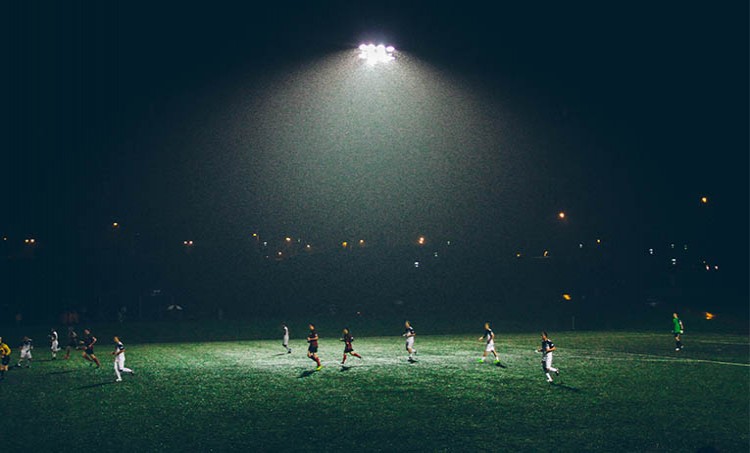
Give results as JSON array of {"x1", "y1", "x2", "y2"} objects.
[
  {"x1": 537, "y1": 331, "x2": 560, "y2": 383},
  {"x1": 49, "y1": 328, "x2": 60, "y2": 360},
  {"x1": 672, "y1": 312, "x2": 684, "y2": 351},
  {"x1": 306, "y1": 324, "x2": 322, "y2": 371},
  {"x1": 81, "y1": 329, "x2": 101, "y2": 368},
  {"x1": 16, "y1": 336, "x2": 33, "y2": 368},
  {"x1": 403, "y1": 320, "x2": 417, "y2": 362},
  {"x1": 281, "y1": 323, "x2": 292, "y2": 354},
  {"x1": 112, "y1": 336, "x2": 135, "y2": 382},
  {"x1": 63, "y1": 326, "x2": 79, "y2": 360},
  {"x1": 477, "y1": 322, "x2": 500, "y2": 365},
  {"x1": 0, "y1": 337, "x2": 10, "y2": 380},
  {"x1": 340, "y1": 327, "x2": 362, "y2": 365}
]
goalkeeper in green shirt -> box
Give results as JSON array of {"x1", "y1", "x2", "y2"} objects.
[{"x1": 672, "y1": 313, "x2": 684, "y2": 351}]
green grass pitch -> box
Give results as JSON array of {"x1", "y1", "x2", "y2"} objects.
[{"x1": 2, "y1": 331, "x2": 748, "y2": 452}]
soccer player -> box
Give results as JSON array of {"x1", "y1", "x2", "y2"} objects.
[
  {"x1": 477, "y1": 322, "x2": 500, "y2": 365},
  {"x1": 16, "y1": 336, "x2": 33, "y2": 368},
  {"x1": 340, "y1": 328, "x2": 362, "y2": 365},
  {"x1": 306, "y1": 324, "x2": 322, "y2": 371},
  {"x1": 63, "y1": 326, "x2": 79, "y2": 360},
  {"x1": 0, "y1": 337, "x2": 10, "y2": 381},
  {"x1": 281, "y1": 323, "x2": 292, "y2": 354},
  {"x1": 672, "y1": 312, "x2": 684, "y2": 351},
  {"x1": 403, "y1": 320, "x2": 417, "y2": 362},
  {"x1": 50, "y1": 328, "x2": 60, "y2": 360},
  {"x1": 111, "y1": 336, "x2": 135, "y2": 382},
  {"x1": 81, "y1": 329, "x2": 101, "y2": 368},
  {"x1": 537, "y1": 331, "x2": 560, "y2": 383}
]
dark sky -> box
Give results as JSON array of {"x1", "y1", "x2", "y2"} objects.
[{"x1": 2, "y1": 2, "x2": 748, "y2": 265}]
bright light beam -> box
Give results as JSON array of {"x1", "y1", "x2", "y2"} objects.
[{"x1": 358, "y1": 43, "x2": 395, "y2": 65}]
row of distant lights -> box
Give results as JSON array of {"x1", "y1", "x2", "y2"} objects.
[{"x1": 358, "y1": 43, "x2": 395, "y2": 65}]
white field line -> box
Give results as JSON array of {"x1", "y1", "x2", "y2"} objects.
[{"x1": 566, "y1": 352, "x2": 750, "y2": 367}]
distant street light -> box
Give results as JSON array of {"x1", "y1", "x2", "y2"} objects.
[
  {"x1": 558, "y1": 211, "x2": 566, "y2": 220},
  {"x1": 183, "y1": 240, "x2": 194, "y2": 246},
  {"x1": 700, "y1": 196, "x2": 708, "y2": 204}
]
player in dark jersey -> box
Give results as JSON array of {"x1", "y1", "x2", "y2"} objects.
[
  {"x1": 307, "y1": 324, "x2": 322, "y2": 371},
  {"x1": 63, "y1": 326, "x2": 79, "y2": 360},
  {"x1": 81, "y1": 329, "x2": 101, "y2": 368},
  {"x1": 477, "y1": 322, "x2": 501, "y2": 365},
  {"x1": 340, "y1": 328, "x2": 363, "y2": 365},
  {"x1": 537, "y1": 331, "x2": 560, "y2": 383}
]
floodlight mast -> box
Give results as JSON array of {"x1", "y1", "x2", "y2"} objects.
[{"x1": 358, "y1": 43, "x2": 395, "y2": 65}]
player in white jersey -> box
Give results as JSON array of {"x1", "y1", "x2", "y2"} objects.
[
  {"x1": 49, "y1": 328, "x2": 60, "y2": 359},
  {"x1": 537, "y1": 331, "x2": 559, "y2": 383},
  {"x1": 477, "y1": 322, "x2": 501, "y2": 365},
  {"x1": 17, "y1": 336, "x2": 33, "y2": 368},
  {"x1": 403, "y1": 321, "x2": 417, "y2": 362},
  {"x1": 281, "y1": 323, "x2": 291, "y2": 354},
  {"x1": 111, "y1": 336, "x2": 135, "y2": 382}
]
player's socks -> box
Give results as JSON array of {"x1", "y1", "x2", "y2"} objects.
[
  {"x1": 545, "y1": 373, "x2": 553, "y2": 382},
  {"x1": 342, "y1": 355, "x2": 347, "y2": 364}
]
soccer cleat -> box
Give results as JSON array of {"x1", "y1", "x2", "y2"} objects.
[
  {"x1": 547, "y1": 379, "x2": 553, "y2": 383},
  {"x1": 675, "y1": 348, "x2": 680, "y2": 351},
  {"x1": 115, "y1": 378, "x2": 122, "y2": 382},
  {"x1": 477, "y1": 358, "x2": 485, "y2": 363},
  {"x1": 316, "y1": 365, "x2": 323, "y2": 371},
  {"x1": 555, "y1": 370, "x2": 560, "y2": 376}
]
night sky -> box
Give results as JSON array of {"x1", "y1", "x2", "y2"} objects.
[{"x1": 2, "y1": 2, "x2": 748, "y2": 293}]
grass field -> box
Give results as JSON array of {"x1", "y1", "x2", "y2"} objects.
[{"x1": 1, "y1": 331, "x2": 748, "y2": 452}]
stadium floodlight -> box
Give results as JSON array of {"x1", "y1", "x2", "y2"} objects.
[{"x1": 358, "y1": 43, "x2": 395, "y2": 65}]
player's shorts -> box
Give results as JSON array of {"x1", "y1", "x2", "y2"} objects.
[
  {"x1": 405, "y1": 337, "x2": 415, "y2": 349},
  {"x1": 308, "y1": 345, "x2": 318, "y2": 354},
  {"x1": 85, "y1": 347, "x2": 95, "y2": 355},
  {"x1": 541, "y1": 354, "x2": 553, "y2": 371},
  {"x1": 51, "y1": 340, "x2": 59, "y2": 351},
  {"x1": 485, "y1": 340, "x2": 495, "y2": 352},
  {"x1": 282, "y1": 336, "x2": 289, "y2": 346},
  {"x1": 344, "y1": 345, "x2": 354, "y2": 353},
  {"x1": 20, "y1": 350, "x2": 32, "y2": 359},
  {"x1": 1, "y1": 356, "x2": 10, "y2": 366}
]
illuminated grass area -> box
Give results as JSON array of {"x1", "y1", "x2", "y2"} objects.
[{"x1": 2, "y1": 332, "x2": 748, "y2": 451}]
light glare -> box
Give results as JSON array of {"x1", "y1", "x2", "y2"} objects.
[{"x1": 358, "y1": 42, "x2": 395, "y2": 65}]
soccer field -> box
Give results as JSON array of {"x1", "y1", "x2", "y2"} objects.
[{"x1": 2, "y1": 331, "x2": 748, "y2": 452}]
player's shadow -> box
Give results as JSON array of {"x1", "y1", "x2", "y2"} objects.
[
  {"x1": 273, "y1": 353, "x2": 287, "y2": 356},
  {"x1": 46, "y1": 369, "x2": 76, "y2": 376},
  {"x1": 552, "y1": 383, "x2": 581, "y2": 393},
  {"x1": 76, "y1": 381, "x2": 116, "y2": 390},
  {"x1": 495, "y1": 362, "x2": 507, "y2": 369},
  {"x1": 340, "y1": 366, "x2": 352, "y2": 372},
  {"x1": 298, "y1": 370, "x2": 317, "y2": 378}
]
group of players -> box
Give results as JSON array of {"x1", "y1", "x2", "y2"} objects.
[
  {"x1": 0, "y1": 312, "x2": 686, "y2": 385},
  {"x1": 0, "y1": 327, "x2": 135, "y2": 383},
  {"x1": 291, "y1": 320, "x2": 562, "y2": 382}
]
